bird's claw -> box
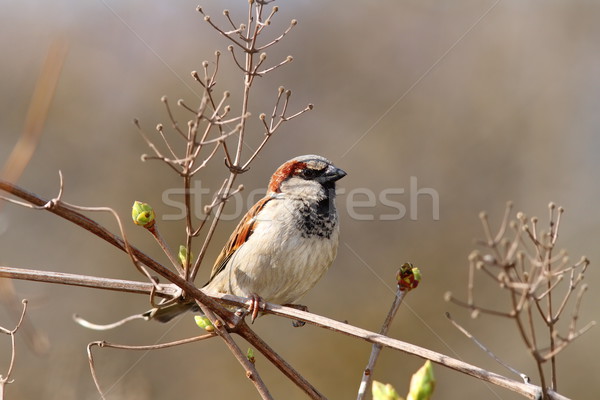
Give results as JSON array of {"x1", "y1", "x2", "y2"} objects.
[
  {"x1": 283, "y1": 303, "x2": 308, "y2": 328},
  {"x1": 249, "y1": 293, "x2": 265, "y2": 324}
]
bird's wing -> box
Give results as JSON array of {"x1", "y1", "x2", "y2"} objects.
[{"x1": 206, "y1": 195, "x2": 274, "y2": 284}]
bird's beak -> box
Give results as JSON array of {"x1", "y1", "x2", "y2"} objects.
[{"x1": 317, "y1": 165, "x2": 347, "y2": 183}]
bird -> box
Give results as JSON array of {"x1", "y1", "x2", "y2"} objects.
[{"x1": 147, "y1": 154, "x2": 346, "y2": 324}]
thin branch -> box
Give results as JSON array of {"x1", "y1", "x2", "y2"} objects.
[
  {"x1": 196, "y1": 303, "x2": 274, "y2": 400},
  {"x1": 236, "y1": 322, "x2": 326, "y2": 399},
  {"x1": 445, "y1": 292, "x2": 514, "y2": 318},
  {"x1": 256, "y1": 19, "x2": 297, "y2": 51},
  {"x1": 0, "y1": 299, "x2": 28, "y2": 398},
  {"x1": 73, "y1": 313, "x2": 148, "y2": 331},
  {"x1": 197, "y1": 8, "x2": 246, "y2": 49},
  {"x1": 256, "y1": 55, "x2": 293, "y2": 75},
  {"x1": 446, "y1": 312, "x2": 530, "y2": 384},
  {"x1": 357, "y1": 286, "x2": 407, "y2": 400},
  {"x1": 146, "y1": 224, "x2": 185, "y2": 276},
  {"x1": 87, "y1": 333, "x2": 216, "y2": 399},
  {"x1": 0, "y1": 266, "x2": 177, "y2": 298},
  {"x1": 161, "y1": 96, "x2": 188, "y2": 139}
]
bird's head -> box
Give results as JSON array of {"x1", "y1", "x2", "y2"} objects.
[{"x1": 268, "y1": 155, "x2": 346, "y2": 200}]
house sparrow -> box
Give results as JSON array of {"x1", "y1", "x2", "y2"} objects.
[{"x1": 148, "y1": 154, "x2": 346, "y2": 323}]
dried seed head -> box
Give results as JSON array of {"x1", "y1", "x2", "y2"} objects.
[
  {"x1": 482, "y1": 254, "x2": 495, "y2": 264},
  {"x1": 468, "y1": 250, "x2": 479, "y2": 262}
]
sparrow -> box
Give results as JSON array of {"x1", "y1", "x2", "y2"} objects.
[{"x1": 147, "y1": 154, "x2": 346, "y2": 323}]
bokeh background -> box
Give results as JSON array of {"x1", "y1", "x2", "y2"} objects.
[{"x1": 1, "y1": 0, "x2": 599, "y2": 399}]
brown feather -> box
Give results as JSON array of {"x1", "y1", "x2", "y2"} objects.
[
  {"x1": 207, "y1": 195, "x2": 274, "y2": 283},
  {"x1": 267, "y1": 161, "x2": 307, "y2": 193}
]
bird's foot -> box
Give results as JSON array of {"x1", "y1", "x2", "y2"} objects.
[
  {"x1": 248, "y1": 293, "x2": 265, "y2": 324},
  {"x1": 282, "y1": 303, "x2": 308, "y2": 327}
]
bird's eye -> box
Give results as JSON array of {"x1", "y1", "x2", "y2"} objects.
[{"x1": 298, "y1": 167, "x2": 322, "y2": 180}]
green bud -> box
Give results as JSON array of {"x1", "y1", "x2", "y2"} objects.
[
  {"x1": 246, "y1": 348, "x2": 255, "y2": 364},
  {"x1": 194, "y1": 315, "x2": 215, "y2": 332},
  {"x1": 132, "y1": 201, "x2": 155, "y2": 228},
  {"x1": 407, "y1": 361, "x2": 435, "y2": 400},
  {"x1": 178, "y1": 245, "x2": 194, "y2": 268},
  {"x1": 372, "y1": 380, "x2": 401, "y2": 400},
  {"x1": 397, "y1": 263, "x2": 421, "y2": 291}
]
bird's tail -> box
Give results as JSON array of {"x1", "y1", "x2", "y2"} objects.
[{"x1": 142, "y1": 300, "x2": 200, "y2": 323}]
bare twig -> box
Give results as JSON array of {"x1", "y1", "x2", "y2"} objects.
[
  {"x1": 0, "y1": 299, "x2": 28, "y2": 399},
  {"x1": 0, "y1": 266, "x2": 177, "y2": 298},
  {"x1": 446, "y1": 312, "x2": 530, "y2": 383},
  {"x1": 237, "y1": 322, "x2": 326, "y2": 399},
  {"x1": 356, "y1": 264, "x2": 421, "y2": 400},
  {"x1": 87, "y1": 333, "x2": 216, "y2": 399},
  {"x1": 448, "y1": 203, "x2": 593, "y2": 399},
  {"x1": 356, "y1": 285, "x2": 407, "y2": 400}
]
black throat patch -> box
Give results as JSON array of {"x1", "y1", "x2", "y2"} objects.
[{"x1": 296, "y1": 186, "x2": 338, "y2": 239}]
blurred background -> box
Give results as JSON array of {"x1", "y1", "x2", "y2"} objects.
[{"x1": 1, "y1": 0, "x2": 599, "y2": 398}]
